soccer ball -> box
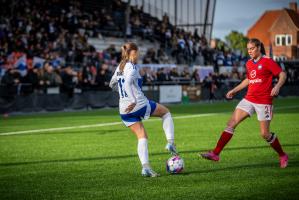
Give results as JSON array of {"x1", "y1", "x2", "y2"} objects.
[{"x1": 166, "y1": 155, "x2": 184, "y2": 174}]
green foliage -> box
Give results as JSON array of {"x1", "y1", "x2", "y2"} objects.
[
  {"x1": 0, "y1": 98, "x2": 299, "y2": 200},
  {"x1": 225, "y1": 31, "x2": 249, "y2": 55},
  {"x1": 216, "y1": 39, "x2": 228, "y2": 51}
]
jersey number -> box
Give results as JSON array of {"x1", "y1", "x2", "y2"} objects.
[{"x1": 118, "y1": 78, "x2": 128, "y2": 98}]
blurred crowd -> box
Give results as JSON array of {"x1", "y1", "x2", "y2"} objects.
[{"x1": 0, "y1": 0, "x2": 298, "y2": 97}]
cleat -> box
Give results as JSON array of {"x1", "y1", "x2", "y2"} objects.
[
  {"x1": 200, "y1": 151, "x2": 220, "y2": 161},
  {"x1": 141, "y1": 168, "x2": 160, "y2": 177},
  {"x1": 165, "y1": 143, "x2": 178, "y2": 155},
  {"x1": 279, "y1": 154, "x2": 288, "y2": 168}
]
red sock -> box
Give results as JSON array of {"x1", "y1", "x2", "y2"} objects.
[
  {"x1": 270, "y1": 137, "x2": 285, "y2": 157},
  {"x1": 213, "y1": 131, "x2": 233, "y2": 155}
]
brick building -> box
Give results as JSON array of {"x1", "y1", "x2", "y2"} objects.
[{"x1": 247, "y1": 2, "x2": 299, "y2": 61}]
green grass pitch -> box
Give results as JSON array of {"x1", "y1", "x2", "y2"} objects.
[{"x1": 0, "y1": 97, "x2": 299, "y2": 200}]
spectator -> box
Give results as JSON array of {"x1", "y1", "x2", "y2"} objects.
[
  {"x1": 60, "y1": 65, "x2": 77, "y2": 97},
  {"x1": 95, "y1": 64, "x2": 112, "y2": 90},
  {"x1": 1, "y1": 69, "x2": 20, "y2": 97},
  {"x1": 191, "y1": 69, "x2": 200, "y2": 82},
  {"x1": 181, "y1": 67, "x2": 191, "y2": 80},
  {"x1": 21, "y1": 64, "x2": 39, "y2": 94},
  {"x1": 80, "y1": 66, "x2": 94, "y2": 90},
  {"x1": 169, "y1": 68, "x2": 179, "y2": 80}
]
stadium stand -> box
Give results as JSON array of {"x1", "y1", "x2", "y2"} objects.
[{"x1": 0, "y1": 0, "x2": 298, "y2": 114}]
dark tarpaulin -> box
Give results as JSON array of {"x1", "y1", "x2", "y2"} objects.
[
  {"x1": 0, "y1": 91, "x2": 120, "y2": 114},
  {"x1": 69, "y1": 93, "x2": 88, "y2": 110}
]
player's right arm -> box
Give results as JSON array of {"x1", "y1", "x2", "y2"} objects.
[
  {"x1": 226, "y1": 78, "x2": 249, "y2": 99},
  {"x1": 109, "y1": 69, "x2": 118, "y2": 92}
]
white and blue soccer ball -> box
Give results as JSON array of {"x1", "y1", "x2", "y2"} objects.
[{"x1": 166, "y1": 155, "x2": 184, "y2": 174}]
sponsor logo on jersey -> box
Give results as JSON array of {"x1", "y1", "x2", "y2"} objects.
[
  {"x1": 250, "y1": 70, "x2": 256, "y2": 78},
  {"x1": 249, "y1": 78, "x2": 262, "y2": 84},
  {"x1": 258, "y1": 65, "x2": 263, "y2": 70}
]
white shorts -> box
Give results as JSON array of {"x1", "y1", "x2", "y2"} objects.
[
  {"x1": 120, "y1": 100, "x2": 157, "y2": 127},
  {"x1": 236, "y1": 99, "x2": 273, "y2": 121}
]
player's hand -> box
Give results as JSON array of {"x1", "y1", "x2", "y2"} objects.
[
  {"x1": 271, "y1": 85, "x2": 280, "y2": 96},
  {"x1": 125, "y1": 103, "x2": 136, "y2": 113},
  {"x1": 226, "y1": 90, "x2": 235, "y2": 99}
]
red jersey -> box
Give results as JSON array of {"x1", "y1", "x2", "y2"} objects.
[{"x1": 245, "y1": 56, "x2": 282, "y2": 104}]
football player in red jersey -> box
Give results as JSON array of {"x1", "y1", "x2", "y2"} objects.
[{"x1": 200, "y1": 38, "x2": 288, "y2": 168}]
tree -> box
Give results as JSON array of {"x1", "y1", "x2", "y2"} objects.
[
  {"x1": 225, "y1": 31, "x2": 248, "y2": 55},
  {"x1": 215, "y1": 39, "x2": 228, "y2": 52}
]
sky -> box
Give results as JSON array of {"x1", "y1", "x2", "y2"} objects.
[
  {"x1": 129, "y1": 0, "x2": 296, "y2": 40},
  {"x1": 213, "y1": 0, "x2": 297, "y2": 40}
]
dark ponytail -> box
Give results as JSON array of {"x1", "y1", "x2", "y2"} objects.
[
  {"x1": 260, "y1": 42, "x2": 266, "y2": 55},
  {"x1": 248, "y1": 38, "x2": 266, "y2": 55}
]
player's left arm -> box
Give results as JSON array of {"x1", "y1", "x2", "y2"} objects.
[
  {"x1": 271, "y1": 71, "x2": 286, "y2": 96},
  {"x1": 124, "y1": 65, "x2": 138, "y2": 113},
  {"x1": 269, "y1": 59, "x2": 287, "y2": 96}
]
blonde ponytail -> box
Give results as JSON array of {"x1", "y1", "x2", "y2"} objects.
[{"x1": 119, "y1": 42, "x2": 138, "y2": 72}]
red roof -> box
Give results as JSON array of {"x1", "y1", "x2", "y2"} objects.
[
  {"x1": 285, "y1": 9, "x2": 299, "y2": 29},
  {"x1": 247, "y1": 10, "x2": 282, "y2": 46}
]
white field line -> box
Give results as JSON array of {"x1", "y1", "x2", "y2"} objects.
[
  {"x1": 0, "y1": 113, "x2": 218, "y2": 136},
  {"x1": 1, "y1": 105, "x2": 298, "y2": 136}
]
